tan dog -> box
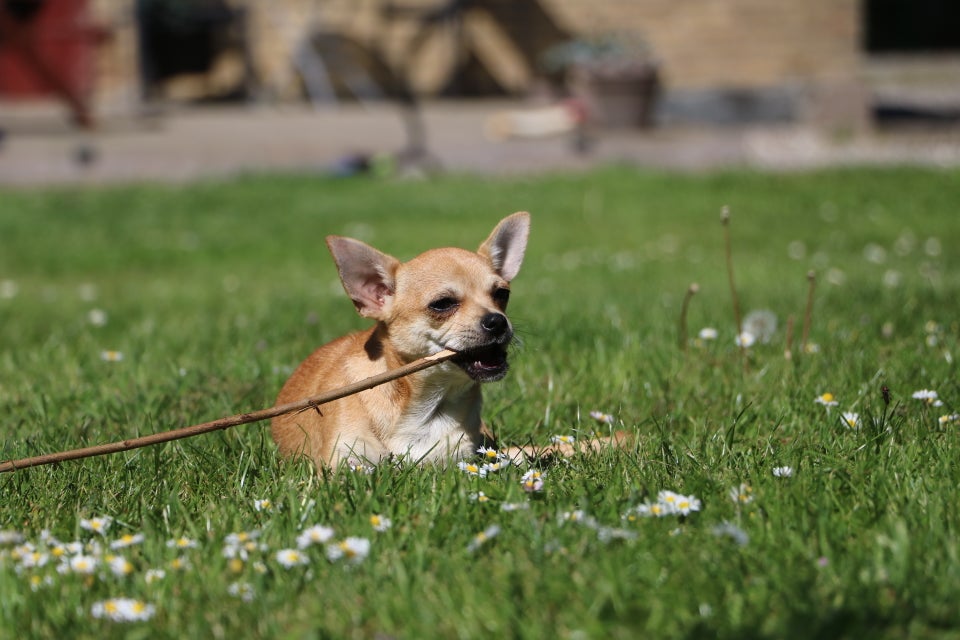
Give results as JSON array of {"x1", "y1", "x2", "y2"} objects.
[
  {"x1": 272, "y1": 212, "x2": 628, "y2": 473},
  {"x1": 272, "y1": 212, "x2": 532, "y2": 471}
]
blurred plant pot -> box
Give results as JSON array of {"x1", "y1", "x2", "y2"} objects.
[{"x1": 569, "y1": 62, "x2": 659, "y2": 128}]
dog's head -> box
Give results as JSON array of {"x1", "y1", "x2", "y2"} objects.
[{"x1": 327, "y1": 212, "x2": 530, "y2": 382}]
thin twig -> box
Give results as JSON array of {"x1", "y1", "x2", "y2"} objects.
[
  {"x1": 678, "y1": 282, "x2": 699, "y2": 351},
  {"x1": 800, "y1": 270, "x2": 816, "y2": 354},
  {"x1": 0, "y1": 349, "x2": 459, "y2": 473}
]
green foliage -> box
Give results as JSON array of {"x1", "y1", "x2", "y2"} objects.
[{"x1": 0, "y1": 167, "x2": 958, "y2": 638}]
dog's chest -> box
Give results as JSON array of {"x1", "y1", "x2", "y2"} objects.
[{"x1": 386, "y1": 387, "x2": 482, "y2": 462}]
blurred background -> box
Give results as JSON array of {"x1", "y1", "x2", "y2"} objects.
[{"x1": 0, "y1": 0, "x2": 958, "y2": 183}]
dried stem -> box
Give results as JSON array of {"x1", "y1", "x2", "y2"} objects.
[
  {"x1": 721, "y1": 206, "x2": 747, "y2": 368},
  {"x1": 784, "y1": 314, "x2": 795, "y2": 360},
  {"x1": 800, "y1": 270, "x2": 816, "y2": 354},
  {"x1": 678, "y1": 282, "x2": 700, "y2": 351},
  {"x1": 721, "y1": 206, "x2": 742, "y2": 335},
  {"x1": 0, "y1": 349, "x2": 459, "y2": 473}
]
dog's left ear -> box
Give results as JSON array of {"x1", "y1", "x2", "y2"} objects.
[{"x1": 478, "y1": 212, "x2": 530, "y2": 281}]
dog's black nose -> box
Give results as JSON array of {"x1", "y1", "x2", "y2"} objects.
[{"x1": 480, "y1": 312, "x2": 509, "y2": 336}]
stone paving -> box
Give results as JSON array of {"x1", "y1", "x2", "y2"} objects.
[{"x1": 0, "y1": 100, "x2": 958, "y2": 186}]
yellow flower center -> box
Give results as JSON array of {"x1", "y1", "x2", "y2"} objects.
[{"x1": 821, "y1": 393, "x2": 834, "y2": 402}]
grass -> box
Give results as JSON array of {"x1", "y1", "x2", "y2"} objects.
[{"x1": 0, "y1": 166, "x2": 958, "y2": 639}]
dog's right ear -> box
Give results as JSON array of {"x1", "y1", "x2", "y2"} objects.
[{"x1": 326, "y1": 236, "x2": 400, "y2": 319}]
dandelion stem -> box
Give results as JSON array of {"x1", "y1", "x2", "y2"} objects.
[
  {"x1": 678, "y1": 282, "x2": 699, "y2": 351},
  {"x1": 721, "y1": 206, "x2": 742, "y2": 335},
  {"x1": 721, "y1": 206, "x2": 746, "y2": 369},
  {"x1": 800, "y1": 270, "x2": 816, "y2": 354},
  {"x1": 784, "y1": 314, "x2": 795, "y2": 360}
]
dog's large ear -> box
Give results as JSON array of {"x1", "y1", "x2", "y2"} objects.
[
  {"x1": 478, "y1": 211, "x2": 530, "y2": 281},
  {"x1": 326, "y1": 236, "x2": 400, "y2": 319}
]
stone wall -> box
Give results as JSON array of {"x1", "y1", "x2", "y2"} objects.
[{"x1": 85, "y1": 0, "x2": 864, "y2": 127}]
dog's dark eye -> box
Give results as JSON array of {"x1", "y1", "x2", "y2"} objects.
[
  {"x1": 492, "y1": 287, "x2": 510, "y2": 309},
  {"x1": 429, "y1": 297, "x2": 459, "y2": 313}
]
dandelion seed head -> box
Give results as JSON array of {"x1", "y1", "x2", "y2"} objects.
[{"x1": 698, "y1": 327, "x2": 718, "y2": 341}]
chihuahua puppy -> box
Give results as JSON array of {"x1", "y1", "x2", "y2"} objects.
[{"x1": 272, "y1": 212, "x2": 531, "y2": 471}]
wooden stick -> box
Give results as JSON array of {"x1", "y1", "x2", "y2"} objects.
[{"x1": 0, "y1": 349, "x2": 459, "y2": 473}]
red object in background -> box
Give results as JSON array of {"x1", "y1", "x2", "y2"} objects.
[{"x1": 0, "y1": 0, "x2": 107, "y2": 126}]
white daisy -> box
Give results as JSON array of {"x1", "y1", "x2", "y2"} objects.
[
  {"x1": 108, "y1": 555, "x2": 134, "y2": 577},
  {"x1": 91, "y1": 598, "x2": 156, "y2": 622},
  {"x1": 227, "y1": 581, "x2": 256, "y2": 602},
  {"x1": 912, "y1": 389, "x2": 944, "y2": 407},
  {"x1": 841, "y1": 412, "x2": 860, "y2": 429},
  {"x1": 0, "y1": 531, "x2": 24, "y2": 545},
  {"x1": 144, "y1": 569, "x2": 166, "y2": 584},
  {"x1": 674, "y1": 494, "x2": 702, "y2": 516},
  {"x1": 480, "y1": 460, "x2": 510, "y2": 474},
  {"x1": 369, "y1": 515, "x2": 392, "y2": 532},
  {"x1": 326, "y1": 537, "x2": 371, "y2": 564},
  {"x1": 80, "y1": 516, "x2": 113, "y2": 536},
  {"x1": 457, "y1": 461, "x2": 487, "y2": 478},
  {"x1": 275, "y1": 549, "x2": 309, "y2": 569},
  {"x1": 68, "y1": 554, "x2": 99, "y2": 574},
  {"x1": 476, "y1": 446, "x2": 505, "y2": 461},
  {"x1": 297, "y1": 525, "x2": 335, "y2": 549},
  {"x1": 550, "y1": 435, "x2": 576, "y2": 445},
  {"x1": 772, "y1": 466, "x2": 794, "y2": 478},
  {"x1": 589, "y1": 410, "x2": 615, "y2": 424},
  {"x1": 466, "y1": 525, "x2": 501, "y2": 553},
  {"x1": 814, "y1": 393, "x2": 839, "y2": 407},
  {"x1": 520, "y1": 469, "x2": 545, "y2": 493},
  {"x1": 735, "y1": 331, "x2": 756, "y2": 348},
  {"x1": 729, "y1": 483, "x2": 754, "y2": 505},
  {"x1": 166, "y1": 536, "x2": 198, "y2": 549},
  {"x1": 110, "y1": 533, "x2": 145, "y2": 550}
]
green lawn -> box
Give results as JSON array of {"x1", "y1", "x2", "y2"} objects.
[{"x1": 1, "y1": 167, "x2": 958, "y2": 638}]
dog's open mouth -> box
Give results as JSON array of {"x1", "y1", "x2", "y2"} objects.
[{"x1": 452, "y1": 343, "x2": 509, "y2": 382}]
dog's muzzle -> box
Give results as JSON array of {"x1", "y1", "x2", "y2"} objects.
[{"x1": 449, "y1": 312, "x2": 513, "y2": 381}]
